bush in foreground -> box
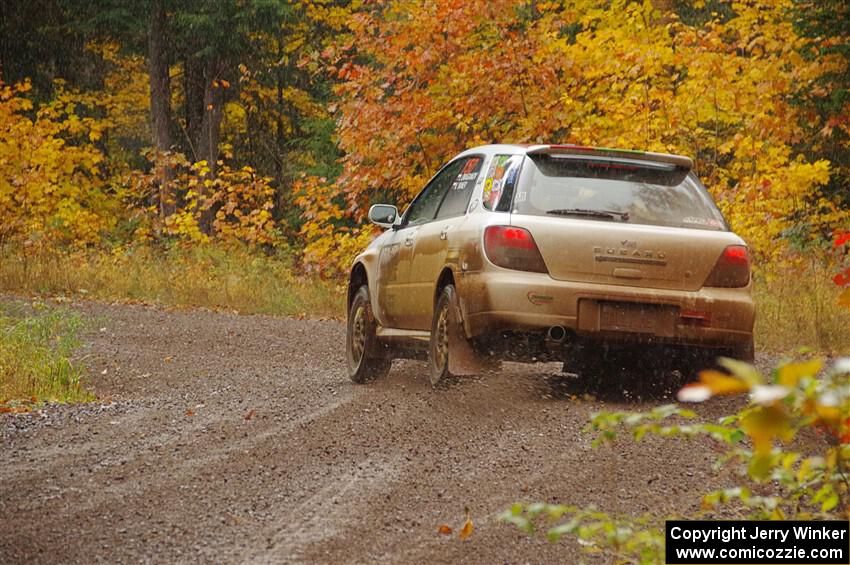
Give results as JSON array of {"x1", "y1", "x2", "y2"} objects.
[{"x1": 502, "y1": 357, "x2": 850, "y2": 564}]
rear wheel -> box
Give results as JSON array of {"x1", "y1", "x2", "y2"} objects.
[
  {"x1": 674, "y1": 342, "x2": 757, "y2": 387},
  {"x1": 428, "y1": 285, "x2": 458, "y2": 386},
  {"x1": 564, "y1": 344, "x2": 688, "y2": 395},
  {"x1": 727, "y1": 337, "x2": 755, "y2": 362},
  {"x1": 346, "y1": 285, "x2": 391, "y2": 383},
  {"x1": 682, "y1": 339, "x2": 755, "y2": 380}
]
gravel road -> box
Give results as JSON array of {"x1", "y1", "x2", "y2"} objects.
[{"x1": 1, "y1": 299, "x2": 753, "y2": 564}]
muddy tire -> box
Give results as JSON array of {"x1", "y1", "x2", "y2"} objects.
[
  {"x1": 346, "y1": 285, "x2": 391, "y2": 383},
  {"x1": 726, "y1": 337, "x2": 755, "y2": 362},
  {"x1": 564, "y1": 344, "x2": 684, "y2": 396},
  {"x1": 562, "y1": 343, "x2": 603, "y2": 378},
  {"x1": 428, "y1": 285, "x2": 458, "y2": 386},
  {"x1": 684, "y1": 338, "x2": 755, "y2": 379}
]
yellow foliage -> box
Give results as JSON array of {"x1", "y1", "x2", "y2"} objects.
[
  {"x1": 126, "y1": 151, "x2": 281, "y2": 245},
  {"x1": 696, "y1": 370, "x2": 752, "y2": 395},
  {"x1": 0, "y1": 80, "x2": 115, "y2": 249},
  {"x1": 777, "y1": 359, "x2": 823, "y2": 387},
  {"x1": 87, "y1": 41, "x2": 150, "y2": 155}
]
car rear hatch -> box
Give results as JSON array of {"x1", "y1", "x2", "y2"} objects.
[{"x1": 509, "y1": 145, "x2": 740, "y2": 292}]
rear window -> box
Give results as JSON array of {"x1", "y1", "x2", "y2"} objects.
[{"x1": 513, "y1": 155, "x2": 727, "y2": 231}]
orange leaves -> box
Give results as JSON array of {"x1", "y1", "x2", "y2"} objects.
[
  {"x1": 679, "y1": 359, "x2": 826, "y2": 406},
  {"x1": 840, "y1": 417, "x2": 850, "y2": 445},
  {"x1": 437, "y1": 508, "x2": 474, "y2": 540},
  {"x1": 459, "y1": 516, "x2": 474, "y2": 540},
  {"x1": 832, "y1": 231, "x2": 850, "y2": 311},
  {"x1": 459, "y1": 507, "x2": 474, "y2": 540},
  {"x1": 698, "y1": 370, "x2": 750, "y2": 395},
  {"x1": 678, "y1": 359, "x2": 763, "y2": 404},
  {"x1": 833, "y1": 230, "x2": 850, "y2": 302},
  {"x1": 834, "y1": 231, "x2": 850, "y2": 248},
  {"x1": 0, "y1": 405, "x2": 32, "y2": 414},
  {"x1": 838, "y1": 288, "x2": 850, "y2": 310},
  {"x1": 308, "y1": 0, "x2": 845, "y2": 276}
]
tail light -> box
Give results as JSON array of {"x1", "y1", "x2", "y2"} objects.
[
  {"x1": 483, "y1": 226, "x2": 548, "y2": 273},
  {"x1": 703, "y1": 245, "x2": 750, "y2": 288},
  {"x1": 679, "y1": 309, "x2": 711, "y2": 326}
]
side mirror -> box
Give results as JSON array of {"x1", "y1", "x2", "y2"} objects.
[{"x1": 368, "y1": 204, "x2": 400, "y2": 229}]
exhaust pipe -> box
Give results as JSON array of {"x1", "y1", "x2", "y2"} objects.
[{"x1": 547, "y1": 325, "x2": 567, "y2": 343}]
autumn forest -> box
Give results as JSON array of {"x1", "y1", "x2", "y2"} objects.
[{"x1": 1, "y1": 0, "x2": 849, "y2": 346}]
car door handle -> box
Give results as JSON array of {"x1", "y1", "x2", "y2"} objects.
[
  {"x1": 440, "y1": 226, "x2": 451, "y2": 240},
  {"x1": 404, "y1": 234, "x2": 415, "y2": 246}
]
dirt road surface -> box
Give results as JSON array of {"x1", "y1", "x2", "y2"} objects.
[{"x1": 1, "y1": 299, "x2": 750, "y2": 564}]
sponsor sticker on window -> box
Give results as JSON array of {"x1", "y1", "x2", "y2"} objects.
[{"x1": 483, "y1": 155, "x2": 523, "y2": 211}]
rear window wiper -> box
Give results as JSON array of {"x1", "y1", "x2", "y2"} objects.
[{"x1": 545, "y1": 208, "x2": 630, "y2": 221}]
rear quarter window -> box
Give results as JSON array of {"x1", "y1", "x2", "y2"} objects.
[{"x1": 483, "y1": 155, "x2": 523, "y2": 212}]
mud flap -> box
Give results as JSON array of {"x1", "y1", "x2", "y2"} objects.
[{"x1": 447, "y1": 301, "x2": 490, "y2": 375}]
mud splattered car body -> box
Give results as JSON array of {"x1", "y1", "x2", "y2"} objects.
[{"x1": 346, "y1": 144, "x2": 755, "y2": 385}]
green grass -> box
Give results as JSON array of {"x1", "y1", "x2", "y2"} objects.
[
  {"x1": 0, "y1": 243, "x2": 345, "y2": 404},
  {"x1": 0, "y1": 304, "x2": 94, "y2": 405},
  {"x1": 0, "y1": 243, "x2": 345, "y2": 318}
]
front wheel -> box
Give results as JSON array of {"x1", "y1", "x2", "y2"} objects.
[
  {"x1": 428, "y1": 285, "x2": 459, "y2": 386},
  {"x1": 346, "y1": 285, "x2": 391, "y2": 383}
]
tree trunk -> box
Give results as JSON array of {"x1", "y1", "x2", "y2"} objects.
[
  {"x1": 196, "y1": 59, "x2": 225, "y2": 234},
  {"x1": 184, "y1": 55, "x2": 205, "y2": 162},
  {"x1": 197, "y1": 60, "x2": 224, "y2": 174},
  {"x1": 275, "y1": 77, "x2": 284, "y2": 187},
  {"x1": 147, "y1": 0, "x2": 174, "y2": 217}
]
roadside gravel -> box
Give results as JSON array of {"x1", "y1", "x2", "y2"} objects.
[{"x1": 1, "y1": 298, "x2": 761, "y2": 564}]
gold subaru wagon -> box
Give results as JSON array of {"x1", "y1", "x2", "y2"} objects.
[{"x1": 346, "y1": 144, "x2": 755, "y2": 386}]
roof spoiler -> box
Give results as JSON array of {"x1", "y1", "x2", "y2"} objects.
[{"x1": 526, "y1": 144, "x2": 693, "y2": 170}]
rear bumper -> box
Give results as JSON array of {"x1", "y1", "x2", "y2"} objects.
[{"x1": 460, "y1": 269, "x2": 754, "y2": 347}]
